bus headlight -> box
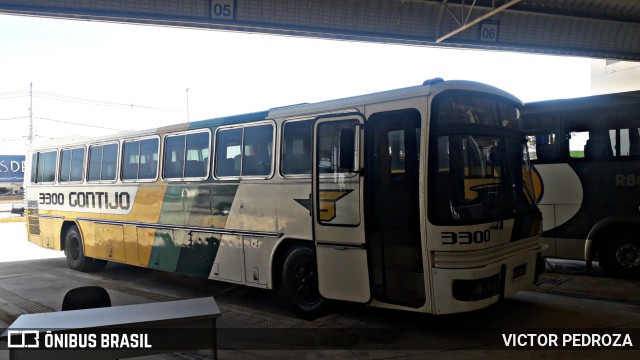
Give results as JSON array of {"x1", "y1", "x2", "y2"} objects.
[{"x1": 452, "y1": 273, "x2": 500, "y2": 301}]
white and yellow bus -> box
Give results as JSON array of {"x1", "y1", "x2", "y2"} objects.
[
  {"x1": 523, "y1": 91, "x2": 640, "y2": 278},
  {"x1": 25, "y1": 79, "x2": 544, "y2": 318}
]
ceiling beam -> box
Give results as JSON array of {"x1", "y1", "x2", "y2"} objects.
[{"x1": 436, "y1": 0, "x2": 522, "y2": 43}]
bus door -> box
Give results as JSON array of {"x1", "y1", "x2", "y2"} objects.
[
  {"x1": 312, "y1": 113, "x2": 370, "y2": 303},
  {"x1": 365, "y1": 109, "x2": 425, "y2": 308}
]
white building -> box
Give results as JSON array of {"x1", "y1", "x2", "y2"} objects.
[{"x1": 591, "y1": 59, "x2": 640, "y2": 95}]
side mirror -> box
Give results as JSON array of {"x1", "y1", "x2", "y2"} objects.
[{"x1": 339, "y1": 128, "x2": 356, "y2": 172}]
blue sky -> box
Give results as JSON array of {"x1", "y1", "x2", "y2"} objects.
[{"x1": 0, "y1": 14, "x2": 592, "y2": 153}]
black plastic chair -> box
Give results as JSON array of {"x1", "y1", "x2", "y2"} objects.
[{"x1": 62, "y1": 286, "x2": 111, "y2": 311}]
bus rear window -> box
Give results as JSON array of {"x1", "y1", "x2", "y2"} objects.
[{"x1": 31, "y1": 150, "x2": 57, "y2": 183}]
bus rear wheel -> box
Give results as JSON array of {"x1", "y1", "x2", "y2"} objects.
[
  {"x1": 64, "y1": 225, "x2": 107, "y2": 273},
  {"x1": 280, "y1": 245, "x2": 328, "y2": 320},
  {"x1": 598, "y1": 233, "x2": 640, "y2": 278}
]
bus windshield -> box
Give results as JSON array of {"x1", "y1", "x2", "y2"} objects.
[{"x1": 429, "y1": 92, "x2": 537, "y2": 225}]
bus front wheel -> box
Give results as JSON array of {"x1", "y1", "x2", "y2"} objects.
[
  {"x1": 598, "y1": 232, "x2": 640, "y2": 278},
  {"x1": 280, "y1": 245, "x2": 328, "y2": 319},
  {"x1": 64, "y1": 226, "x2": 107, "y2": 273}
]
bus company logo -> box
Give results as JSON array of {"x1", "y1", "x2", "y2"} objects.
[
  {"x1": 7, "y1": 330, "x2": 39, "y2": 348},
  {"x1": 318, "y1": 190, "x2": 353, "y2": 222},
  {"x1": 34, "y1": 186, "x2": 138, "y2": 215},
  {"x1": 39, "y1": 191, "x2": 131, "y2": 210},
  {"x1": 7, "y1": 330, "x2": 152, "y2": 349},
  {"x1": 294, "y1": 190, "x2": 354, "y2": 222}
]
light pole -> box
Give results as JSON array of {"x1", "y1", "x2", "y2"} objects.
[{"x1": 186, "y1": 88, "x2": 190, "y2": 123}]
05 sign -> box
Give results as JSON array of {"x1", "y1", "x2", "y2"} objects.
[{"x1": 211, "y1": 0, "x2": 235, "y2": 20}]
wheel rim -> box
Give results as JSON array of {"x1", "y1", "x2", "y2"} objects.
[
  {"x1": 615, "y1": 241, "x2": 640, "y2": 270},
  {"x1": 68, "y1": 236, "x2": 80, "y2": 261},
  {"x1": 292, "y1": 259, "x2": 320, "y2": 305}
]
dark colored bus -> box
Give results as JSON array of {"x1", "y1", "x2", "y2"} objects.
[{"x1": 522, "y1": 91, "x2": 640, "y2": 277}]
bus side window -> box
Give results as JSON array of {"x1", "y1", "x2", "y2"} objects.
[
  {"x1": 583, "y1": 133, "x2": 613, "y2": 160},
  {"x1": 184, "y1": 132, "x2": 210, "y2": 178},
  {"x1": 101, "y1": 144, "x2": 118, "y2": 181},
  {"x1": 530, "y1": 134, "x2": 557, "y2": 162},
  {"x1": 60, "y1": 147, "x2": 85, "y2": 182},
  {"x1": 617, "y1": 127, "x2": 640, "y2": 156},
  {"x1": 88, "y1": 143, "x2": 118, "y2": 182},
  {"x1": 33, "y1": 150, "x2": 57, "y2": 183},
  {"x1": 123, "y1": 138, "x2": 158, "y2": 181},
  {"x1": 163, "y1": 131, "x2": 209, "y2": 180},
  {"x1": 242, "y1": 124, "x2": 273, "y2": 177},
  {"x1": 282, "y1": 120, "x2": 312, "y2": 175},
  {"x1": 216, "y1": 128, "x2": 242, "y2": 178},
  {"x1": 569, "y1": 131, "x2": 589, "y2": 159}
]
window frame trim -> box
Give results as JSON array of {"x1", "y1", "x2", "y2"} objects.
[
  {"x1": 213, "y1": 121, "x2": 276, "y2": 181},
  {"x1": 161, "y1": 129, "x2": 212, "y2": 182},
  {"x1": 121, "y1": 135, "x2": 161, "y2": 183},
  {"x1": 87, "y1": 141, "x2": 120, "y2": 184},
  {"x1": 280, "y1": 117, "x2": 314, "y2": 179},
  {"x1": 58, "y1": 145, "x2": 86, "y2": 184},
  {"x1": 30, "y1": 148, "x2": 59, "y2": 185}
]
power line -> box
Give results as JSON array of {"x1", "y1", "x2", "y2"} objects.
[
  {"x1": 0, "y1": 94, "x2": 29, "y2": 100},
  {"x1": 0, "y1": 136, "x2": 26, "y2": 141},
  {"x1": 0, "y1": 90, "x2": 29, "y2": 96},
  {"x1": 0, "y1": 116, "x2": 28, "y2": 121},
  {"x1": 34, "y1": 116, "x2": 131, "y2": 132},
  {"x1": 33, "y1": 90, "x2": 183, "y2": 113}
]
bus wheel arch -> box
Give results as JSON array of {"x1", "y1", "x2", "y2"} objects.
[
  {"x1": 62, "y1": 223, "x2": 107, "y2": 273},
  {"x1": 592, "y1": 222, "x2": 640, "y2": 278},
  {"x1": 273, "y1": 240, "x2": 328, "y2": 319}
]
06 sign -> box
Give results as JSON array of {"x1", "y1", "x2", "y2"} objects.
[
  {"x1": 211, "y1": 0, "x2": 235, "y2": 20},
  {"x1": 480, "y1": 21, "x2": 499, "y2": 42}
]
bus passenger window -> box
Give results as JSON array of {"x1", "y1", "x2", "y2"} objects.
[
  {"x1": 618, "y1": 128, "x2": 640, "y2": 156},
  {"x1": 583, "y1": 133, "x2": 612, "y2": 160},
  {"x1": 242, "y1": 124, "x2": 273, "y2": 177},
  {"x1": 216, "y1": 128, "x2": 242, "y2": 177},
  {"x1": 185, "y1": 132, "x2": 209, "y2": 178},
  {"x1": 164, "y1": 135, "x2": 185, "y2": 179},
  {"x1": 527, "y1": 134, "x2": 557, "y2": 162},
  {"x1": 60, "y1": 148, "x2": 85, "y2": 183},
  {"x1": 282, "y1": 120, "x2": 312, "y2": 175},
  {"x1": 88, "y1": 143, "x2": 118, "y2": 182},
  {"x1": 102, "y1": 144, "x2": 118, "y2": 181},
  {"x1": 30, "y1": 153, "x2": 37, "y2": 183},
  {"x1": 33, "y1": 150, "x2": 57, "y2": 183},
  {"x1": 123, "y1": 138, "x2": 158, "y2": 181},
  {"x1": 164, "y1": 131, "x2": 209, "y2": 180},
  {"x1": 569, "y1": 131, "x2": 589, "y2": 159}
]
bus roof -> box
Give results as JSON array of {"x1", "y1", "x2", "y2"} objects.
[
  {"x1": 191, "y1": 79, "x2": 521, "y2": 125},
  {"x1": 29, "y1": 79, "x2": 521, "y2": 150},
  {"x1": 524, "y1": 90, "x2": 640, "y2": 114}
]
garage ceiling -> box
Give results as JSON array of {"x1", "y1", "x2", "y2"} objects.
[{"x1": 1, "y1": 0, "x2": 639, "y2": 60}]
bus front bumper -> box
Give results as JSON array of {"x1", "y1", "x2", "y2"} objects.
[{"x1": 430, "y1": 239, "x2": 546, "y2": 315}]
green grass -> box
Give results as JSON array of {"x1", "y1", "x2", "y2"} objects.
[{"x1": 570, "y1": 150, "x2": 584, "y2": 158}]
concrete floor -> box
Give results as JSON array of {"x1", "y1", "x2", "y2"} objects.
[{"x1": 0, "y1": 219, "x2": 638, "y2": 359}]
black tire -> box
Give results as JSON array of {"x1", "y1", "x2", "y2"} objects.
[
  {"x1": 64, "y1": 225, "x2": 107, "y2": 272},
  {"x1": 280, "y1": 245, "x2": 328, "y2": 320},
  {"x1": 598, "y1": 234, "x2": 640, "y2": 278}
]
